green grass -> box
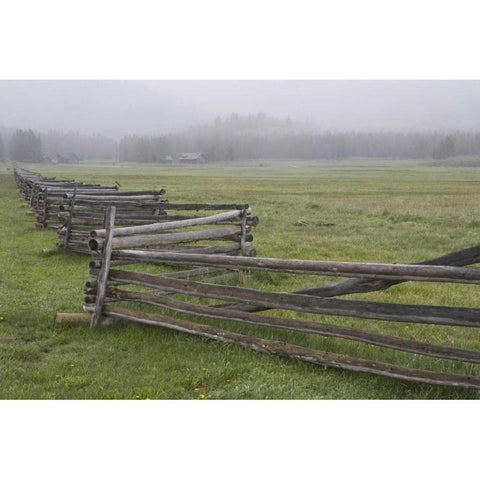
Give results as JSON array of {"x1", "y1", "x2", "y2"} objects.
[{"x1": 2, "y1": 159, "x2": 480, "y2": 399}]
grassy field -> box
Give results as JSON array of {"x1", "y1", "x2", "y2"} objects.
[{"x1": 2, "y1": 158, "x2": 480, "y2": 399}]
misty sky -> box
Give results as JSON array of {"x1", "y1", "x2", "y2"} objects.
[
  {"x1": 145, "y1": 80, "x2": 480, "y2": 132},
  {"x1": 1, "y1": 80, "x2": 480, "y2": 136}
]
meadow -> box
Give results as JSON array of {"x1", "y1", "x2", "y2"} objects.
[{"x1": 1, "y1": 158, "x2": 480, "y2": 399}]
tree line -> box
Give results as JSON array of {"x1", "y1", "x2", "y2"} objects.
[
  {"x1": 0, "y1": 129, "x2": 116, "y2": 162},
  {"x1": 118, "y1": 115, "x2": 480, "y2": 162},
  {"x1": 2, "y1": 113, "x2": 480, "y2": 163}
]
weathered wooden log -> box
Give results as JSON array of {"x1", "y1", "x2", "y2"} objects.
[
  {"x1": 63, "y1": 234, "x2": 231, "y2": 249},
  {"x1": 91, "y1": 268, "x2": 226, "y2": 285},
  {"x1": 223, "y1": 233, "x2": 254, "y2": 243},
  {"x1": 42, "y1": 188, "x2": 112, "y2": 193},
  {"x1": 227, "y1": 244, "x2": 480, "y2": 313},
  {"x1": 61, "y1": 217, "x2": 169, "y2": 228},
  {"x1": 64, "y1": 203, "x2": 161, "y2": 210},
  {"x1": 69, "y1": 194, "x2": 165, "y2": 202},
  {"x1": 90, "y1": 209, "x2": 251, "y2": 238},
  {"x1": 87, "y1": 267, "x2": 227, "y2": 291},
  {"x1": 67, "y1": 211, "x2": 165, "y2": 219},
  {"x1": 89, "y1": 251, "x2": 248, "y2": 275},
  {"x1": 109, "y1": 243, "x2": 250, "y2": 260},
  {"x1": 45, "y1": 187, "x2": 118, "y2": 194},
  {"x1": 106, "y1": 269, "x2": 480, "y2": 328},
  {"x1": 64, "y1": 216, "x2": 168, "y2": 226},
  {"x1": 197, "y1": 217, "x2": 257, "y2": 227},
  {"x1": 89, "y1": 246, "x2": 249, "y2": 273},
  {"x1": 91, "y1": 206, "x2": 116, "y2": 327},
  {"x1": 31, "y1": 180, "x2": 76, "y2": 186},
  {"x1": 64, "y1": 199, "x2": 166, "y2": 207},
  {"x1": 64, "y1": 210, "x2": 165, "y2": 220},
  {"x1": 109, "y1": 289, "x2": 480, "y2": 364},
  {"x1": 61, "y1": 207, "x2": 164, "y2": 216},
  {"x1": 106, "y1": 251, "x2": 480, "y2": 285},
  {"x1": 42, "y1": 185, "x2": 95, "y2": 192},
  {"x1": 63, "y1": 189, "x2": 164, "y2": 198},
  {"x1": 41, "y1": 199, "x2": 65, "y2": 206},
  {"x1": 99, "y1": 305, "x2": 480, "y2": 390},
  {"x1": 89, "y1": 226, "x2": 243, "y2": 251}
]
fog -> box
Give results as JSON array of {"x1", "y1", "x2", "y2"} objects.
[
  {"x1": 1, "y1": 80, "x2": 480, "y2": 137},
  {"x1": 0, "y1": 80, "x2": 205, "y2": 137},
  {"x1": 145, "y1": 80, "x2": 480, "y2": 132}
]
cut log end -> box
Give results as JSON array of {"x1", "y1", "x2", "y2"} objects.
[
  {"x1": 89, "y1": 238, "x2": 100, "y2": 251},
  {"x1": 89, "y1": 260, "x2": 102, "y2": 269}
]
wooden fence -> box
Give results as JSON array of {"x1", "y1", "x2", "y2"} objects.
[
  {"x1": 13, "y1": 165, "x2": 119, "y2": 228},
  {"x1": 35, "y1": 185, "x2": 121, "y2": 229},
  {"x1": 77, "y1": 206, "x2": 480, "y2": 390},
  {"x1": 58, "y1": 189, "x2": 168, "y2": 252},
  {"x1": 13, "y1": 165, "x2": 168, "y2": 252},
  {"x1": 14, "y1": 165, "x2": 480, "y2": 391}
]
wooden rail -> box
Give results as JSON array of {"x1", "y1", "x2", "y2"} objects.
[{"x1": 76, "y1": 205, "x2": 480, "y2": 391}]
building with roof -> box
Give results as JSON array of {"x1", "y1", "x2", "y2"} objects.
[
  {"x1": 56, "y1": 153, "x2": 82, "y2": 164},
  {"x1": 177, "y1": 152, "x2": 207, "y2": 163}
]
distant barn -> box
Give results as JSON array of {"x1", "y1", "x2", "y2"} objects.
[
  {"x1": 56, "y1": 153, "x2": 82, "y2": 164},
  {"x1": 178, "y1": 152, "x2": 207, "y2": 164}
]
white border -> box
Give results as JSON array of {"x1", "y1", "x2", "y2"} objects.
[
  {"x1": 1, "y1": 0, "x2": 480, "y2": 79},
  {"x1": 2, "y1": 1, "x2": 479, "y2": 477},
  {"x1": 2, "y1": 400, "x2": 479, "y2": 479}
]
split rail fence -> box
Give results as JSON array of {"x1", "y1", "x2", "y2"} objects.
[
  {"x1": 14, "y1": 165, "x2": 167, "y2": 252},
  {"x1": 12, "y1": 165, "x2": 480, "y2": 391},
  {"x1": 13, "y1": 165, "x2": 119, "y2": 228},
  {"x1": 80, "y1": 206, "x2": 480, "y2": 390},
  {"x1": 58, "y1": 189, "x2": 168, "y2": 253}
]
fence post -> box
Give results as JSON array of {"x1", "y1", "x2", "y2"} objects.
[
  {"x1": 63, "y1": 185, "x2": 77, "y2": 249},
  {"x1": 41, "y1": 188, "x2": 48, "y2": 227},
  {"x1": 29, "y1": 182, "x2": 38, "y2": 207},
  {"x1": 240, "y1": 208, "x2": 248, "y2": 256},
  {"x1": 90, "y1": 206, "x2": 116, "y2": 327}
]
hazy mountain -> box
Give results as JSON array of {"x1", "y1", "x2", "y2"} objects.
[{"x1": 0, "y1": 80, "x2": 209, "y2": 137}]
